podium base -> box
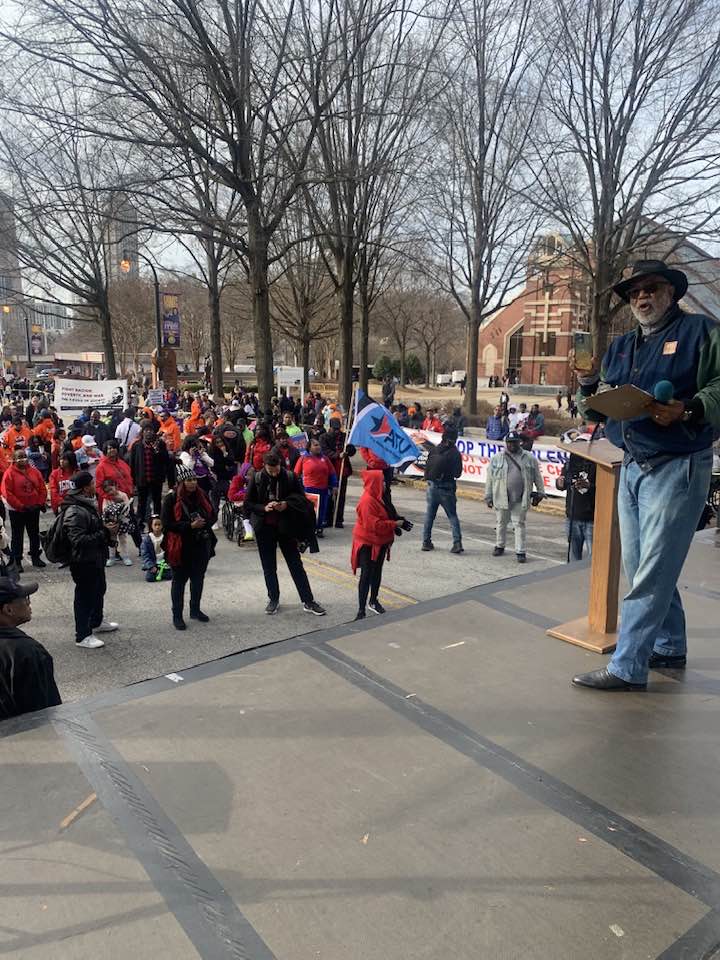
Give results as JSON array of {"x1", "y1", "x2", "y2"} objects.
[{"x1": 547, "y1": 616, "x2": 617, "y2": 655}]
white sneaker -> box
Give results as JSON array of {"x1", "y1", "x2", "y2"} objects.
[
  {"x1": 122, "y1": 556, "x2": 133, "y2": 566},
  {"x1": 212, "y1": 521, "x2": 220, "y2": 530},
  {"x1": 76, "y1": 635, "x2": 105, "y2": 649},
  {"x1": 95, "y1": 620, "x2": 119, "y2": 633},
  {"x1": 105, "y1": 557, "x2": 116, "y2": 567}
]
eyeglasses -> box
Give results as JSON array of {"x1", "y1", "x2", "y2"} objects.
[{"x1": 628, "y1": 282, "x2": 670, "y2": 300}]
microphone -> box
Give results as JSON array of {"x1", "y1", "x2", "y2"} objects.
[{"x1": 653, "y1": 380, "x2": 674, "y2": 404}]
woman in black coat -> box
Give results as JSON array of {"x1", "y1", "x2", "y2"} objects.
[{"x1": 161, "y1": 464, "x2": 217, "y2": 630}]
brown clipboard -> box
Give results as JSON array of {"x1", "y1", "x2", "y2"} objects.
[{"x1": 585, "y1": 384, "x2": 654, "y2": 421}]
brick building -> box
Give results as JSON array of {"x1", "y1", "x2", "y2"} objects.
[
  {"x1": 478, "y1": 231, "x2": 720, "y2": 389},
  {"x1": 477, "y1": 235, "x2": 589, "y2": 389}
]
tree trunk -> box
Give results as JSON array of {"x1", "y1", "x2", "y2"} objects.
[
  {"x1": 301, "y1": 336, "x2": 310, "y2": 392},
  {"x1": 98, "y1": 299, "x2": 117, "y2": 377},
  {"x1": 359, "y1": 295, "x2": 370, "y2": 393},
  {"x1": 590, "y1": 271, "x2": 613, "y2": 360},
  {"x1": 248, "y1": 210, "x2": 274, "y2": 408},
  {"x1": 204, "y1": 242, "x2": 224, "y2": 400},
  {"x1": 336, "y1": 250, "x2": 355, "y2": 410},
  {"x1": 424, "y1": 342, "x2": 431, "y2": 388},
  {"x1": 463, "y1": 315, "x2": 480, "y2": 415}
]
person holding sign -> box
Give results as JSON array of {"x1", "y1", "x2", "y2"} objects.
[{"x1": 572, "y1": 260, "x2": 720, "y2": 690}]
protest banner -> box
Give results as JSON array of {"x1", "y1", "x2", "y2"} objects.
[
  {"x1": 54, "y1": 379, "x2": 128, "y2": 419},
  {"x1": 402, "y1": 428, "x2": 569, "y2": 497},
  {"x1": 289, "y1": 432, "x2": 308, "y2": 453}
]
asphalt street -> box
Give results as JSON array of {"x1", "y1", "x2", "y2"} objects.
[{"x1": 23, "y1": 478, "x2": 570, "y2": 703}]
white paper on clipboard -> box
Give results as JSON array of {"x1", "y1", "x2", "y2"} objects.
[{"x1": 585, "y1": 384, "x2": 654, "y2": 421}]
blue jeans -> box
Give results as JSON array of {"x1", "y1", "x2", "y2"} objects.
[
  {"x1": 609, "y1": 449, "x2": 712, "y2": 684},
  {"x1": 423, "y1": 480, "x2": 462, "y2": 544},
  {"x1": 565, "y1": 519, "x2": 593, "y2": 561}
]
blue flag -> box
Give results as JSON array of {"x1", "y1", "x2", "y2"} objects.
[{"x1": 348, "y1": 389, "x2": 420, "y2": 467}]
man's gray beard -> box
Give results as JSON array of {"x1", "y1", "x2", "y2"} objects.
[{"x1": 631, "y1": 303, "x2": 673, "y2": 336}]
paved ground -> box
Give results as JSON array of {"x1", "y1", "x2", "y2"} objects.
[
  {"x1": 2, "y1": 537, "x2": 718, "y2": 959},
  {"x1": 26, "y1": 479, "x2": 568, "y2": 704}
]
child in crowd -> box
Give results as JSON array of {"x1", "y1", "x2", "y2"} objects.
[
  {"x1": 101, "y1": 478, "x2": 133, "y2": 567},
  {"x1": 26, "y1": 435, "x2": 50, "y2": 480},
  {"x1": 140, "y1": 514, "x2": 172, "y2": 582},
  {"x1": 228, "y1": 463, "x2": 255, "y2": 541}
]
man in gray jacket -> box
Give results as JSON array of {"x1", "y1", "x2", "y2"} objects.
[{"x1": 485, "y1": 431, "x2": 545, "y2": 562}]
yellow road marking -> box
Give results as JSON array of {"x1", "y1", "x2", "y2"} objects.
[
  {"x1": 59, "y1": 792, "x2": 97, "y2": 831},
  {"x1": 304, "y1": 558, "x2": 417, "y2": 607}
]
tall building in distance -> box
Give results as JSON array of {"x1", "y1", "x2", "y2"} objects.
[
  {"x1": 0, "y1": 193, "x2": 23, "y2": 307},
  {"x1": 103, "y1": 190, "x2": 139, "y2": 280}
]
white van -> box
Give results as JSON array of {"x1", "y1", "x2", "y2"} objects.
[
  {"x1": 451, "y1": 370, "x2": 466, "y2": 383},
  {"x1": 436, "y1": 373, "x2": 452, "y2": 386}
]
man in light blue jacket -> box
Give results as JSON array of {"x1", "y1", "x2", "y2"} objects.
[{"x1": 485, "y1": 431, "x2": 545, "y2": 562}]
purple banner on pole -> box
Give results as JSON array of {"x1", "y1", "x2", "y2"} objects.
[{"x1": 161, "y1": 292, "x2": 180, "y2": 348}]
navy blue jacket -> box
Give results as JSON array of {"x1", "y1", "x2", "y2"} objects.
[{"x1": 579, "y1": 308, "x2": 720, "y2": 462}]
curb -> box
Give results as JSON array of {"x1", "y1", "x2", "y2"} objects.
[{"x1": 396, "y1": 477, "x2": 566, "y2": 517}]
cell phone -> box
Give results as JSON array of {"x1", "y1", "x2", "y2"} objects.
[{"x1": 573, "y1": 331, "x2": 593, "y2": 370}]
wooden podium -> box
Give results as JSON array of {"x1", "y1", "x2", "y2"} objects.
[{"x1": 546, "y1": 438, "x2": 624, "y2": 654}]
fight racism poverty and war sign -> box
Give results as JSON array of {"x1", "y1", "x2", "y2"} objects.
[{"x1": 54, "y1": 379, "x2": 128, "y2": 418}]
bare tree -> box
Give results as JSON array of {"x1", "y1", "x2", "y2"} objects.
[
  {"x1": 2, "y1": 0, "x2": 399, "y2": 406},
  {"x1": 0, "y1": 73, "x2": 127, "y2": 374},
  {"x1": 108, "y1": 278, "x2": 155, "y2": 373},
  {"x1": 415, "y1": 294, "x2": 453, "y2": 388},
  {"x1": 423, "y1": 0, "x2": 547, "y2": 413},
  {"x1": 530, "y1": 0, "x2": 720, "y2": 354},
  {"x1": 378, "y1": 281, "x2": 417, "y2": 386},
  {"x1": 220, "y1": 278, "x2": 253, "y2": 375},
  {"x1": 304, "y1": 0, "x2": 449, "y2": 408},
  {"x1": 271, "y1": 202, "x2": 336, "y2": 391}
]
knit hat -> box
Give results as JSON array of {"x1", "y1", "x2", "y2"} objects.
[
  {"x1": 175, "y1": 463, "x2": 197, "y2": 483},
  {"x1": 72, "y1": 470, "x2": 94, "y2": 491},
  {"x1": 81, "y1": 434, "x2": 96, "y2": 447}
]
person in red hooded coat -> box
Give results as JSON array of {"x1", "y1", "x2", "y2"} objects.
[{"x1": 351, "y1": 470, "x2": 403, "y2": 621}]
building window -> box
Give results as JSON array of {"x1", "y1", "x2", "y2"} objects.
[
  {"x1": 508, "y1": 327, "x2": 523, "y2": 368},
  {"x1": 535, "y1": 332, "x2": 556, "y2": 356}
]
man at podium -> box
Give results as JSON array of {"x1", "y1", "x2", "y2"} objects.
[{"x1": 571, "y1": 260, "x2": 720, "y2": 690}]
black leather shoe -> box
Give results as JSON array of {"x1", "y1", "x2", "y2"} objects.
[
  {"x1": 421, "y1": 541, "x2": 434, "y2": 552},
  {"x1": 492, "y1": 546, "x2": 504, "y2": 557},
  {"x1": 516, "y1": 553, "x2": 526, "y2": 563},
  {"x1": 572, "y1": 667, "x2": 646, "y2": 690},
  {"x1": 649, "y1": 652, "x2": 686, "y2": 669},
  {"x1": 190, "y1": 611, "x2": 210, "y2": 622},
  {"x1": 173, "y1": 617, "x2": 187, "y2": 631}
]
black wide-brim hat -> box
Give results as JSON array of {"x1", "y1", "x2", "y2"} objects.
[{"x1": 613, "y1": 259, "x2": 688, "y2": 302}]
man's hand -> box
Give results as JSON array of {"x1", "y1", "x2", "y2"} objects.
[
  {"x1": 274, "y1": 500, "x2": 288, "y2": 512},
  {"x1": 265, "y1": 501, "x2": 277, "y2": 512},
  {"x1": 190, "y1": 517, "x2": 206, "y2": 529},
  {"x1": 568, "y1": 348, "x2": 599, "y2": 379},
  {"x1": 648, "y1": 399, "x2": 685, "y2": 427}
]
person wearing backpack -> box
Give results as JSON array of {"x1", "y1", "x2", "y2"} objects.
[
  {"x1": 485, "y1": 431, "x2": 545, "y2": 563},
  {"x1": 61, "y1": 471, "x2": 120, "y2": 649}
]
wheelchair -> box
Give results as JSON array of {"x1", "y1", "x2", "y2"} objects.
[{"x1": 221, "y1": 499, "x2": 246, "y2": 545}]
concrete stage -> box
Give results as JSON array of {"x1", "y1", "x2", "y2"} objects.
[{"x1": 2, "y1": 534, "x2": 719, "y2": 960}]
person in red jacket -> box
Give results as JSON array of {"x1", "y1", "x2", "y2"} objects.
[
  {"x1": 422, "y1": 409, "x2": 444, "y2": 433},
  {"x1": 0, "y1": 448, "x2": 48, "y2": 571},
  {"x1": 294, "y1": 437, "x2": 337, "y2": 536},
  {"x1": 49, "y1": 450, "x2": 78, "y2": 513},
  {"x1": 351, "y1": 470, "x2": 401, "y2": 620},
  {"x1": 95, "y1": 440, "x2": 134, "y2": 512},
  {"x1": 245, "y1": 425, "x2": 273, "y2": 472}
]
